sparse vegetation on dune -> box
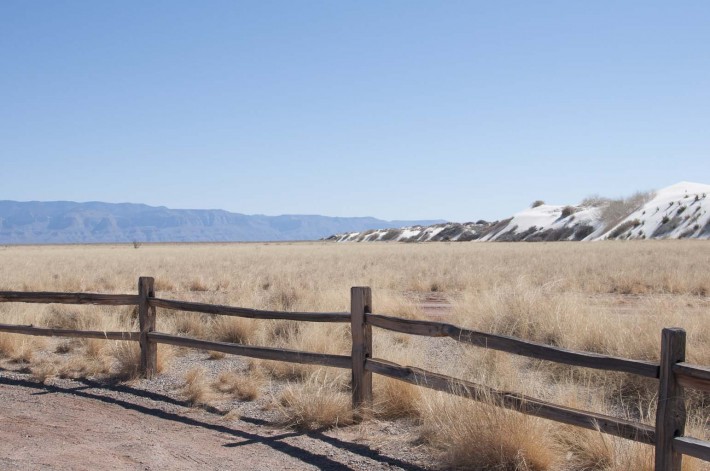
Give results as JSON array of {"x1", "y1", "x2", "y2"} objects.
[{"x1": 0, "y1": 241, "x2": 709, "y2": 469}]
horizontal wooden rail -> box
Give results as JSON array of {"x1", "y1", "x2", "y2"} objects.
[
  {"x1": 148, "y1": 332, "x2": 352, "y2": 369},
  {"x1": 367, "y1": 314, "x2": 659, "y2": 378},
  {"x1": 0, "y1": 291, "x2": 139, "y2": 306},
  {"x1": 150, "y1": 298, "x2": 350, "y2": 322},
  {"x1": 673, "y1": 436, "x2": 710, "y2": 462},
  {"x1": 674, "y1": 362, "x2": 710, "y2": 392},
  {"x1": 365, "y1": 358, "x2": 655, "y2": 444},
  {"x1": 0, "y1": 323, "x2": 139, "y2": 341}
]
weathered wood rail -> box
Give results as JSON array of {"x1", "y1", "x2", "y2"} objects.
[{"x1": 0, "y1": 277, "x2": 708, "y2": 469}]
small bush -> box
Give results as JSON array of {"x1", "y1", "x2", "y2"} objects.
[
  {"x1": 187, "y1": 279, "x2": 209, "y2": 292},
  {"x1": 543, "y1": 226, "x2": 575, "y2": 241},
  {"x1": 580, "y1": 194, "x2": 610, "y2": 207},
  {"x1": 599, "y1": 190, "x2": 654, "y2": 231},
  {"x1": 609, "y1": 219, "x2": 641, "y2": 239},
  {"x1": 380, "y1": 229, "x2": 401, "y2": 241},
  {"x1": 55, "y1": 341, "x2": 75, "y2": 354},
  {"x1": 561, "y1": 206, "x2": 576, "y2": 218},
  {"x1": 573, "y1": 224, "x2": 595, "y2": 240}
]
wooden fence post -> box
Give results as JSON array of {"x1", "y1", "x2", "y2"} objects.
[
  {"x1": 138, "y1": 277, "x2": 157, "y2": 379},
  {"x1": 351, "y1": 286, "x2": 373, "y2": 416},
  {"x1": 655, "y1": 328, "x2": 687, "y2": 471}
]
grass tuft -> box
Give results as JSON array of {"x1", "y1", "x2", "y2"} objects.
[
  {"x1": 419, "y1": 390, "x2": 558, "y2": 471},
  {"x1": 182, "y1": 367, "x2": 216, "y2": 406},
  {"x1": 277, "y1": 371, "x2": 354, "y2": 430},
  {"x1": 212, "y1": 371, "x2": 262, "y2": 401}
]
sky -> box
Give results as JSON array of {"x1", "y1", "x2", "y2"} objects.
[{"x1": 1, "y1": 1, "x2": 709, "y2": 222}]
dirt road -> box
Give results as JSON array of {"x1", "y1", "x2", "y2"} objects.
[{"x1": 0, "y1": 371, "x2": 430, "y2": 471}]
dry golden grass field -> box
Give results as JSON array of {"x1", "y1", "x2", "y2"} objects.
[{"x1": 1, "y1": 240, "x2": 709, "y2": 470}]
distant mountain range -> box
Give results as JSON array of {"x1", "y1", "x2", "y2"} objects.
[
  {"x1": 5, "y1": 182, "x2": 708, "y2": 245},
  {"x1": 327, "y1": 182, "x2": 710, "y2": 242},
  {"x1": 0, "y1": 200, "x2": 444, "y2": 244}
]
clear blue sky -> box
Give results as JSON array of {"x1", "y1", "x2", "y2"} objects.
[{"x1": 1, "y1": 1, "x2": 709, "y2": 221}]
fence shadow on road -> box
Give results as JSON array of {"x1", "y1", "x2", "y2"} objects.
[{"x1": 0, "y1": 371, "x2": 428, "y2": 471}]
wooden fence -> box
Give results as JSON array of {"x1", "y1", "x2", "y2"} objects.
[{"x1": 1, "y1": 276, "x2": 708, "y2": 470}]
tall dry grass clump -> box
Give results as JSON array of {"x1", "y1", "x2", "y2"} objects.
[
  {"x1": 557, "y1": 421, "x2": 707, "y2": 471},
  {"x1": 0, "y1": 306, "x2": 50, "y2": 363},
  {"x1": 556, "y1": 423, "x2": 654, "y2": 470},
  {"x1": 253, "y1": 321, "x2": 350, "y2": 383},
  {"x1": 0, "y1": 333, "x2": 42, "y2": 363},
  {"x1": 372, "y1": 374, "x2": 422, "y2": 420},
  {"x1": 165, "y1": 312, "x2": 211, "y2": 339},
  {"x1": 212, "y1": 371, "x2": 262, "y2": 401},
  {"x1": 211, "y1": 316, "x2": 259, "y2": 344},
  {"x1": 277, "y1": 371, "x2": 354, "y2": 430},
  {"x1": 181, "y1": 367, "x2": 216, "y2": 406},
  {"x1": 108, "y1": 341, "x2": 143, "y2": 380},
  {"x1": 371, "y1": 333, "x2": 425, "y2": 419},
  {"x1": 451, "y1": 279, "x2": 584, "y2": 346},
  {"x1": 419, "y1": 390, "x2": 558, "y2": 470}
]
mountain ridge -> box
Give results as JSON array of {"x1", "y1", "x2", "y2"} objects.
[{"x1": 0, "y1": 200, "x2": 444, "y2": 244}]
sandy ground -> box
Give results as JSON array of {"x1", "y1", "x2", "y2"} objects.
[{"x1": 0, "y1": 368, "x2": 433, "y2": 471}]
